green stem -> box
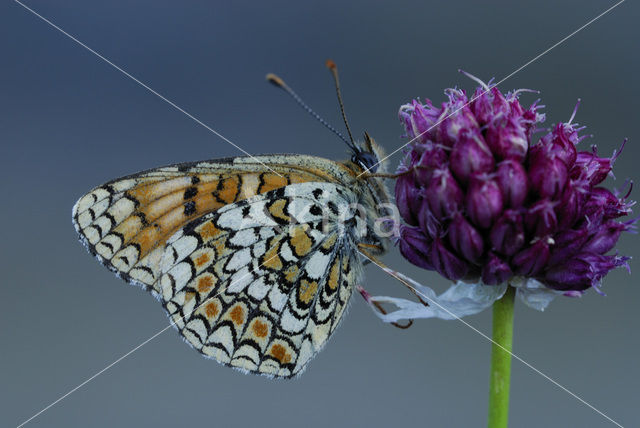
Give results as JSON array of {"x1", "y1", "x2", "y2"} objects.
[{"x1": 488, "y1": 285, "x2": 516, "y2": 428}]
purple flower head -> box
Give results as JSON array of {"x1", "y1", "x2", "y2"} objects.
[{"x1": 395, "y1": 73, "x2": 634, "y2": 294}]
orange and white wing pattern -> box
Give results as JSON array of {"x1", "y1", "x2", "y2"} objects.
[
  {"x1": 160, "y1": 182, "x2": 362, "y2": 377},
  {"x1": 73, "y1": 154, "x2": 389, "y2": 377},
  {"x1": 72, "y1": 155, "x2": 347, "y2": 296}
]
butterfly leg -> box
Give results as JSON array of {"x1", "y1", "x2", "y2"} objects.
[
  {"x1": 357, "y1": 245, "x2": 430, "y2": 307},
  {"x1": 356, "y1": 285, "x2": 413, "y2": 329}
]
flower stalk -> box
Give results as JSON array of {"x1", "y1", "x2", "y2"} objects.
[{"x1": 488, "y1": 285, "x2": 516, "y2": 428}]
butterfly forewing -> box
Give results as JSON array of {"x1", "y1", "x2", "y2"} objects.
[{"x1": 72, "y1": 156, "x2": 344, "y2": 293}]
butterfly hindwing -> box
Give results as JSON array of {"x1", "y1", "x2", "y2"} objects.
[{"x1": 159, "y1": 182, "x2": 362, "y2": 377}]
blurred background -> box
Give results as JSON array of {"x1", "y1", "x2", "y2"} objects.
[{"x1": 1, "y1": 1, "x2": 638, "y2": 426}]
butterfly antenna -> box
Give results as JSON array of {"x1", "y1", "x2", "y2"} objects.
[
  {"x1": 325, "y1": 59, "x2": 357, "y2": 148},
  {"x1": 266, "y1": 73, "x2": 354, "y2": 149}
]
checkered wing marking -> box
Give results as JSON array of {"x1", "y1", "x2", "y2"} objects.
[
  {"x1": 160, "y1": 182, "x2": 362, "y2": 378},
  {"x1": 72, "y1": 160, "x2": 324, "y2": 296}
]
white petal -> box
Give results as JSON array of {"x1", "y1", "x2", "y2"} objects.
[
  {"x1": 365, "y1": 272, "x2": 507, "y2": 322},
  {"x1": 511, "y1": 278, "x2": 561, "y2": 311}
]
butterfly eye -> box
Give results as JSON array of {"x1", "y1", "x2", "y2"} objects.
[{"x1": 352, "y1": 151, "x2": 379, "y2": 173}]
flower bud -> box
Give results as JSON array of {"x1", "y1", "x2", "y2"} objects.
[
  {"x1": 543, "y1": 256, "x2": 592, "y2": 291},
  {"x1": 547, "y1": 227, "x2": 590, "y2": 267},
  {"x1": 399, "y1": 99, "x2": 441, "y2": 143},
  {"x1": 512, "y1": 240, "x2": 550, "y2": 276},
  {"x1": 507, "y1": 94, "x2": 525, "y2": 116},
  {"x1": 555, "y1": 184, "x2": 583, "y2": 230},
  {"x1": 484, "y1": 115, "x2": 528, "y2": 161},
  {"x1": 414, "y1": 144, "x2": 449, "y2": 186},
  {"x1": 582, "y1": 187, "x2": 631, "y2": 222},
  {"x1": 538, "y1": 123, "x2": 578, "y2": 166},
  {"x1": 572, "y1": 149, "x2": 612, "y2": 186},
  {"x1": 395, "y1": 174, "x2": 421, "y2": 225},
  {"x1": 449, "y1": 213, "x2": 484, "y2": 262},
  {"x1": 543, "y1": 253, "x2": 629, "y2": 292},
  {"x1": 398, "y1": 225, "x2": 434, "y2": 270},
  {"x1": 417, "y1": 200, "x2": 442, "y2": 239},
  {"x1": 582, "y1": 220, "x2": 630, "y2": 254},
  {"x1": 466, "y1": 175, "x2": 503, "y2": 228},
  {"x1": 521, "y1": 102, "x2": 545, "y2": 138},
  {"x1": 528, "y1": 149, "x2": 568, "y2": 199},
  {"x1": 490, "y1": 210, "x2": 525, "y2": 255},
  {"x1": 425, "y1": 168, "x2": 464, "y2": 220},
  {"x1": 428, "y1": 236, "x2": 469, "y2": 280},
  {"x1": 449, "y1": 131, "x2": 494, "y2": 183},
  {"x1": 471, "y1": 86, "x2": 509, "y2": 125},
  {"x1": 525, "y1": 199, "x2": 558, "y2": 238},
  {"x1": 482, "y1": 252, "x2": 514, "y2": 285},
  {"x1": 495, "y1": 160, "x2": 528, "y2": 208},
  {"x1": 441, "y1": 93, "x2": 479, "y2": 146}
]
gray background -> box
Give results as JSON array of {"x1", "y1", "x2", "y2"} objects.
[{"x1": 2, "y1": 1, "x2": 638, "y2": 427}]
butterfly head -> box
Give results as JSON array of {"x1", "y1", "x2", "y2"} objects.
[{"x1": 351, "y1": 132, "x2": 387, "y2": 174}]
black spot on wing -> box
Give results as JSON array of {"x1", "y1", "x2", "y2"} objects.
[
  {"x1": 184, "y1": 186, "x2": 198, "y2": 200},
  {"x1": 184, "y1": 200, "x2": 196, "y2": 216}
]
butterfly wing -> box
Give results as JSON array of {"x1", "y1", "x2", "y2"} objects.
[
  {"x1": 72, "y1": 155, "x2": 350, "y2": 296},
  {"x1": 159, "y1": 182, "x2": 362, "y2": 377},
  {"x1": 73, "y1": 156, "x2": 375, "y2": 377}
]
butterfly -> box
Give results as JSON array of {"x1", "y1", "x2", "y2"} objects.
[{"x1": 72, "y1": 63, "x2": 402, "y2": 378}]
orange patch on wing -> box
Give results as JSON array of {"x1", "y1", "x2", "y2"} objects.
[
  {"x1": 216, "y1": 177, "x2": 239, "y2": 204},
  {"x1": 193, "y1": 179, "x2": 223, "y2": 198},
  {"x1": 268, "y1": 199, "x2": 289, "y2": 223},
  {"x1": 298, "y1": 279, "x2": 318, "y2": 304},
  {"x1": 190, "y1": 193, "x2": 226, "y2": 215},
  {"x1": 284, "y1": 265, "x2": 299, "y2": 282},
  {"x1": 198, "y1": 221, "x2": 222, "y2": 241},
  {"x1": 321, "y1": 233, "x2": 338, "y2": 251},
  {"x1": 259, "y1": 173, "x2": 289, "y2": 194},
  {"x1": 288, "y1": 173, "x2": 315, "y2": 184},
  {"x1": 327, "y1": 260, "x2": 340, "y2": 290},
  {"x1": 131, "y1": 225, "x2": 163, "y2": 257},
  {"x1": 205, "y1": 301, "x2": 219, "y2": 319},
  {"x1": 229, "y1": 305, "x2": 244, "y2": 326},
  {"x1": 252, "y1": 320, "x2": 269, "y2": 338},
  {"x1": 262, "y1": 239, "x2": 283, "y2": 270},
  {"x1": 115, "y1": 176, "x2": 240, "y2": 262},
  {"x1": 270, "y1": 344, "x2": 292, "y2": 364},
  {"x1": 194, "y1": 252, "x2": 210, "y2": 267},
  {"x1": 290, "y1": 226, "x2": 313, "y2": 257},
  {"x1": 197, "y1": 275, "x2": 215, "y2": 293}
]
